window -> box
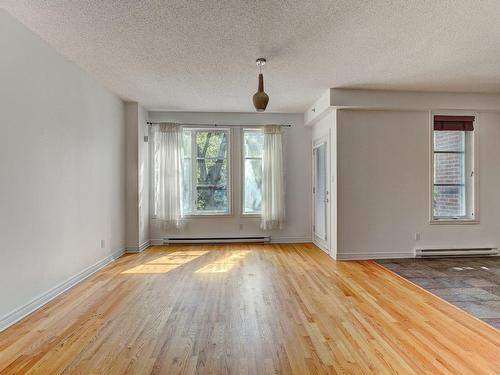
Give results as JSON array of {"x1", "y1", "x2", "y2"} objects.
[
  {"x1": 431, "y1": 115, "x2": 476, "y2": 221},
  {"x1": 243, "y1": 129, "x2": 264, "y2": 214},
  {"x1": 182, "y1": 128, "x2": 230, "y2": 215}
]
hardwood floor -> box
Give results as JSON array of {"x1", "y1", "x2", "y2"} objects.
[{"x1": 0, "y1": 244, "x2": 498, "y2": 374}]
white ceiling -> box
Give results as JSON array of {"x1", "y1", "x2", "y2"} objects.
[{"x1": 3, "y1": 1, "x2": 500, "y2": 113}]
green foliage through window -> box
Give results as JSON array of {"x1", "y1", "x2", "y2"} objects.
[{"x1": 183, "y1": 129, "x2": 229, "y2": 213}]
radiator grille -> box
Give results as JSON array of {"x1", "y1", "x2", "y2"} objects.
[
  {"x1": 163, "y1": 236, "x2": 271, "y2": 245},
  {"x1": 416, "y1": 248, "x2": 497, "y2": 258}
]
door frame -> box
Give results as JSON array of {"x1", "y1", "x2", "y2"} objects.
[{"x1": 312, "y1": 135, "x2": 330, "y2": 253}]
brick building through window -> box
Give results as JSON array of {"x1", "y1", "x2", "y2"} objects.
[{"x1": 432, "y1": 115, "x2": 475, "y2": 221}]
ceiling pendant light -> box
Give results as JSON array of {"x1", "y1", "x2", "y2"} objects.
[{"x1": 253, "y1": 58, "x2": 269, "y2": 112}]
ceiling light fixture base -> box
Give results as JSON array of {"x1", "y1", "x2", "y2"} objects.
[{"x1": 256, "y1": 58, "x2": 266, "y2": 66}]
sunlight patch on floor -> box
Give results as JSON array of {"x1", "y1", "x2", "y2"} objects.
[
  {"x1": 122, "y1": 250, "x2": 209, "y2": 274},
  {"x1": 195, "y1": 250, "x2": 249, "y2": 273}
]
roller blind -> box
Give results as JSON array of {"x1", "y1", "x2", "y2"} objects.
[{"x1": 434, "y1": 115, "x2": 474, "y2": 131}]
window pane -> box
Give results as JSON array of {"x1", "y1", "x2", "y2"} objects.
[
  {"x1": 434, "y1": 131, "x2": 465, "y2": 152},
  {"x1": 183, "y1": 129, "x2": 192, "y2": 157},
  {"x1": 244, "y1": 130, "x2": 264, "y2": 157},
  {"x1": 433, "y1": 186, "x2": 465, "y2": 217},
  {"x1": 196, "y1": 187, "x2": 227, "y2": 211},
  {"x1": 182, "y1": 158, "x2": 192, "y2": 213},
  {"x1": 244, "y1": 159, "x2": 262, "y2": 212},
  {"x1": 196, "y1": 158, "x2": 227, "y2": 185},
  {"x1": 434, "y1": 153, "x2": 464, "y2": 185},
  {"x1": 196, "y1": 131, "x2": 228, "y2": 158}
]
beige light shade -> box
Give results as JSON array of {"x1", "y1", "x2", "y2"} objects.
[{"x1": 253, "y1": 73, "x2": 269, "y2": 112}]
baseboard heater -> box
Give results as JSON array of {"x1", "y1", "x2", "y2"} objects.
[
  {"x1": 163, "y1": 236, "x2": 271, "y2": 245},
  {"x1": 416, "y1": 247, "x2": 498, "y2": 258}
]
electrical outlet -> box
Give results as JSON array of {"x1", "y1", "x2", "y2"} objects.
[
  {"x1": 239, "y1": 223, "x2": 243, "y2": 230},
  {"x1": 414, "y1": 232, "x2": 421, "y2": 241},
  {"x1": 100, "y1": 239, "x2": 105, "y2": 249}
]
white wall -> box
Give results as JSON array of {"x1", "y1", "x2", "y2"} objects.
[
  {"x1": 148, "y1": 112, "x2": 312, "y2": 243},
  {"x1": 125, "y1": 102, "x2": 149, "y2": 252},
  {"x1": 336, "y1": 109, "x2": 500, "y2": 259},
  {"x1": 125, "y1": 103, "x2": 139, "y2": 249},
  {"x1": 125, "y1": 103, "x2": 150, "y2": 251},
  {"x1": 138, "y1": 107, "x2": 150, "y2": 247},
  {"x1": 0, "y1": 10, "x2": 126, "y2": 328}
]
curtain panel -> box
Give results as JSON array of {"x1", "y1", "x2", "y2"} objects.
[
  {"x1": 261, "y1": 125, "x2": 285, "y2": 230},
  {"x1": 152, "y1": 123, "x2": 184, "y2": 228}
]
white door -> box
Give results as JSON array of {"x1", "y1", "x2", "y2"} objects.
[{"x1": 313, "y1": 141, "x2": 328, "y2": 244}]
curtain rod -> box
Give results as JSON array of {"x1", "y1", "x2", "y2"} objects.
[{"x1": 146, "y1": 122, "x2": 292, "y2": 128}]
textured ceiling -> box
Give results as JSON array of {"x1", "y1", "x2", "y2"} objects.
[{"x1": 2, "y1": 1, "x2": 500, "y2": 112}]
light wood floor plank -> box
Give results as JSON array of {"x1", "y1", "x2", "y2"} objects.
[{"x1": 0, "y1": 243, "x2": 498, "y2": 374}]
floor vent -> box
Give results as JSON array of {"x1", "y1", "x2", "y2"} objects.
[
  {"x1": 416, "y1": 247, "x2": 498, "y2": 258},
  {"x1": 163, "y1": 236, "x2": 271, "y2": 245}
]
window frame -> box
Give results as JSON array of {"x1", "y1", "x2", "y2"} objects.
[
  {"x1": 241, "y1": 128, "x2": 264, "y2": 216},
  {"x1": 183, "y1": 127, "x2": 232, "y2": 217},
  {"x1": 429, "y1": 112, "x2": 479, "y2": 224}
]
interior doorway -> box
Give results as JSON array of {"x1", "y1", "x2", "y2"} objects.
[{"x1": 313, "y1": 137, "x2": 329, "y2": 252}]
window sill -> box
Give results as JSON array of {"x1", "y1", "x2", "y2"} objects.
[
  {"x1": 152, "y1": 214, "x2": 233, "y2": 220},
  {"x1": 241, "y1": 213, "x2": 261, "y2": 218},
  {"x1": 430, "y1": 219, "x2": 480, "y2": 225},
  {"x1": 183, "y1": 212, "x2": 232, "y2": 218}
]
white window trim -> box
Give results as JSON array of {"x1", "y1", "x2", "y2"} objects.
[
  {"x1": 183, "y1": 127, "x2": 233, "y2": 217},
  {"x1": 429, "y1": 111, "x2": 480, "y2": 225},
  {"x1": 241, "y1": 128, "x2": 263, "y2": 216}
]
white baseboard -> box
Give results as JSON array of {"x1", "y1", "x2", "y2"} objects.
[
  {"x1": 150, "y1": 237, "x2": 312, "y2": 245},
  {"x1": 140, "y1": 240, "x2": 151, "y2": 251},
  {"x1": 0, "y1": 247, "x2": 125, "y2": 332},
  {"x1": 336, "y1": 251, "x2": 415, "y2": 260},
  {"x1": 126, "y1": 240, "x2": 151, "y2": 253},
  {"x1": 312, "y1": 238, "x2": 330, "y2": 253},
  {"x1": 270, "y1": 236, "x2": 312, "y2": 243}
]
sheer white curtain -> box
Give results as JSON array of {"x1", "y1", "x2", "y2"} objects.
[
  {"x1": 261, "y1": 125, "x2": 285, "y2": 230},
  {"x1": 152, "y1": 123, "x2": 184, "y2": 228}
]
